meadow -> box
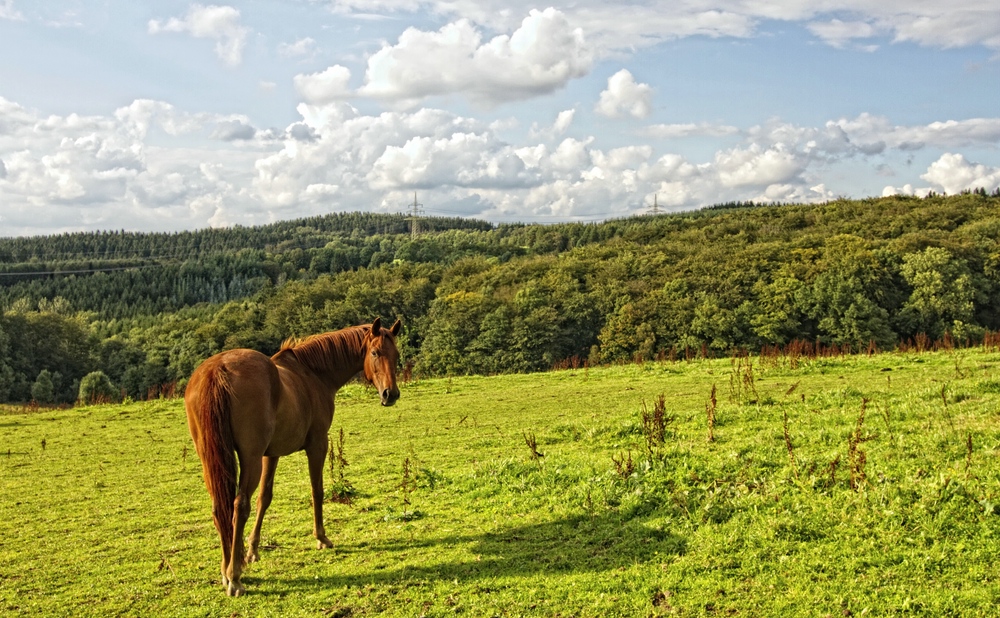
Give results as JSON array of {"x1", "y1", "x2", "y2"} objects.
[{"x1": 2, "y1": 346, "x2": 1000, "y2": 616}]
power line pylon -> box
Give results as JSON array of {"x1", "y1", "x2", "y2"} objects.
[
  {"x1": 406, "y1": 192, "x2": 424, "y2": 238},
  {"x1": 650, "y1": 194, "x2": 660, "y2": 215}
]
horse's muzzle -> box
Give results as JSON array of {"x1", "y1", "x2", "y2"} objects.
[{"x1": 380, "y1": 387, "x2": 400, "y2": 406}]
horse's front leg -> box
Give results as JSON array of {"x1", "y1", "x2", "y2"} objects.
[
  {"x1": 305, "y1": 436, "x2": 334, "y2": 549},
  {"x1": 247, "y1": 456, "x2": 279, "y2": 563}
]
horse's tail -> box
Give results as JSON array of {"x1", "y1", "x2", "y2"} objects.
[{"x1": 197, "y1": 365, "x2": 237, "y2": 557}]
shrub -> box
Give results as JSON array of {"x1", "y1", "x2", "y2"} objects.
[{"x1": 78, "y1": 371, "x2": 119, "y2": 405}]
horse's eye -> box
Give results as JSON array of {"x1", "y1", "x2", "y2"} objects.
[{"x1": 371, "y1": 350, "x2": 379, "y2": 358}]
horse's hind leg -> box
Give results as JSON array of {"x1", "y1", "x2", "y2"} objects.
[
  {"x1": 305, "y1": 436, "x2": 334, "y2": 549},
  {"x1": 210, "y1": 501, "x2": 233, "y2": 589},
  {"x1": 226, "y1": 453, "x2": 262, "y2": 597},
  {"x1": 247, "y1": 456, "x2": 279, "y2": 563}
]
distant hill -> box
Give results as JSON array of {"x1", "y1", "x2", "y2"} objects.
[{"x1": 0, "y1": 193, "x2": 997, "y2": 403}]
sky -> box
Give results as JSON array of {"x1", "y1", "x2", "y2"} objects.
[{"x1": 0, "y1": 1, "x2": 998, "y2": 237}]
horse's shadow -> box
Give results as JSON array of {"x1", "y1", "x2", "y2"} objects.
[{"x1": 264, "y1": 510, "x2": 687, "y2": 593}]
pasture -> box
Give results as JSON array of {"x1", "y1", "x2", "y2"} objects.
[{"x1": 2, "y1": 348, "x2": 1000, "y2": 616}]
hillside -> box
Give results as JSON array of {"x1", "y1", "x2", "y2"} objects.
[{"x1": 0, "y1": 193, "x2": 998, "y2": 403}]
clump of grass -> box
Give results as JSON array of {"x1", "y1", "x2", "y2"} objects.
[
  {"x1": 327, "y1": 428, "x2": 355, "y2": 504},
  {"x1": 965, "y1": 432, "x2": 974, "y2": 477},
  {"x1": 940, "y1": 383, "x2": 956, "y2": 431},
  {"x1": 640, "y1": 394, "x2": 673, "y2": 455},
  {"x1": 706, "y1": 384, "x2": 717, "y2": 443},
  {"x1": 828, "y1": 454, "x2": 841, "y2": 488},
  {"x1": 523, "y1": 431, "x2": 544, "y2": 461},
  {"x1": 879, "y1": 401, "x2": 894, "y2": 443},
  {"x1": 783, "y1": 409, "x2": 799, "y2": 480},
  {"x1": 848, "y1": 399, "x2": 870, "y2": 491},
  {"x1": 400, "y1": 456, "x2": 415, "y2": 505},
  {"x1": 611, "y1": 450, "x2": 635, "y2": 480},
  {"x1": 384, "y1": 456, "x2": 423, "y2": 522},
  {"x1": 729, "y1": 350, "x2": 758, "y2": 404}
]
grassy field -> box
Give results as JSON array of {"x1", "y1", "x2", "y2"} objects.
[{"x1": 2, "y1": 347, "x2": 1000, "y2": 616}]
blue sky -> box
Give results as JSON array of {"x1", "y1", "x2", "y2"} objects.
[{"x1": 0, "y1": 1, "x2": 998, "y2": 236}]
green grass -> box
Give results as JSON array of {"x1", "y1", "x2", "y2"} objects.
[{"x1": 3, "y1": 349, "x2": 1000, "y2": 616}]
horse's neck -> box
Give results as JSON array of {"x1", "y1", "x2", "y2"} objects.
[
  {"x1": 324, "y1": 359, "x2": 364, "y2": 392},
  {"x1": 274, "y1": 348, "x2": 363, "y2": 393}
]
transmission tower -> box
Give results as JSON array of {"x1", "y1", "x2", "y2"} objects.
[
  {"x1": 649, "y1": 194, "x2": 660, "y2": 215},
  {"x1": 406, "y1": 192, "x2": 424, "y2": 238}
]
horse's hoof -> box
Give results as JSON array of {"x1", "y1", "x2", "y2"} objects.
[
  {"x1": 316, "y1": 538, "x2": 333, "y2": 550},
  {"x1": 226, "y1": 580, "x2": 245, "y2": 597},
  {"x1": 246, "y1": 551, "x2": 259, "y2": 563}
]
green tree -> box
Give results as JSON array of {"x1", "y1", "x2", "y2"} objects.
[
  {"x1": 798, "y1": 235, "x2": 896, "y2": 348},
  {"x1": 78, "y1": 371, "x2": 119, "y2": 405},
  {"x1": 897, "y1": 247, "x2": 977, "y2": 340},
  {"x1": 31, "y1": 369, "x2": 55, "y2": 404}
]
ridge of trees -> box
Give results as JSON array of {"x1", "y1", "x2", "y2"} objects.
[{"x1": 0, "y1": 192, "x2": 998, "y2": 404}]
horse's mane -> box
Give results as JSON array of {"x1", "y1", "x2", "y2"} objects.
[{"x1": 275, "y1": 325, "x2": 369, "y2": 377}]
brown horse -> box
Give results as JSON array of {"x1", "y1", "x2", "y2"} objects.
[{"x1": 184, "y1": 318, "x2": 401, "y2": 596}]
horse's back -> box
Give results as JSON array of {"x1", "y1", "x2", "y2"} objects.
[{"x1": 185, "y1": 349, "x2": 281, "y2": 455}]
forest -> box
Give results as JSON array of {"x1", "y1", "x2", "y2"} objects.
[{"x1": 0, "y1": 191, "x2": 998, "y2": 404}]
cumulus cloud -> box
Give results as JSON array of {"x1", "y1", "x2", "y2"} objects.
[
  {"x1": 211, "y1": 118, "x2": 257, "y2": 141},
  {"x1": 529, "y1": 109, "x2": 575, "y2": 141},
  {"x1": 2, "y1": 89, "x2": 999, "y2": 235},
  {"x1": 294, "y1": 65, "x2": 353, "y2": 104},
  {"x1": 278, "y1": 36, "x2": 317, "y2": 58},
  {"x1": 149, "y1": 4, "x2": 249, "y2": 66},
  {"x1": 715, "y1": 144, "x2": 805, "y2": 188},
  {"x1": 921, "y1": 153, "x2": 1000, "y2": 194},
  {"x1": 358, "y1": 8, "x2": 592, "y2": 107},
  {"x1": 595, "y1": 69, "x2": 653, "y2": 119}
]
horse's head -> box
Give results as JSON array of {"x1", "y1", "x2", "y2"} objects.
[{"x1": 364, "y1": 317, "x2": 402, "y2": 406}]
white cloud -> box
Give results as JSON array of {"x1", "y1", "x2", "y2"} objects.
[
  {"x1": 0, "y1": 0, "x2": 23, "y2": 21},
  {"x1": 747, "y1": 114, "x2": 1000, "y2": 159},
  {"x1": 714, "y1": 144, "x2": 805, "y2": 188},
  {"x1": 358, "y1": 8, "x2": 592, "y2": 107},
  {"x1": 1, "y1": 89, "x2": 998, "y2": 235},
  {"x1": 889, "y1": 9, "x2": 1000, "y2": 50},
  {"x1": 529, "y1": 109, "x2": 575, "y2": 141},
  {"x1": 921, "y1": 153, "x2": 1000, "y2": 194},
  {"x1": 211, "y1": 118, "x2": 257, "y2": 141},
  {"x1": 807, "y1": 19, "x2": 879, "y2": 49},
  {"x1": 294, "y1": 65, "x2": 354, "y2": 104},
  {"x1": 278, "y1": 37, "x2": 317, "y2": 58},
  {"x1": 595, "y1": 69, "x2": 653, "y2": 119},
  {"x1": 330, "y1": 1, "x2": 1000, "y2": 52},
  {"x1": 647, "y1": 122, "x2": 740, "y2": 139},
  {"x1": 149, "y1": 4, "x2": 250, "y2": 67}
]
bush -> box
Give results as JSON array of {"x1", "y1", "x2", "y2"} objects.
[{"x1": 78, "y1": 371, "x2": 119, "y2": 405}]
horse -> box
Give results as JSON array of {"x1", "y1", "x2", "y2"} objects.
[{"x1": 184, "y1": 318, "x2": 401, "y2": 597}]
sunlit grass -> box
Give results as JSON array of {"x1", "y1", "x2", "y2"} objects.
[{"x1": 2, "y1": 348, "x2": 999, "y2": 616}]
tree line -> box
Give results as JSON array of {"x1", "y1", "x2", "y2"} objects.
[{"x1": 0, "y1": 192, "x2": 997, "y2": 404}]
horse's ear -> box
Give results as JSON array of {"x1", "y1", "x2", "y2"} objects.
[
  {"x1": 370, "y1": 317, "x2": 382, "y2": 336},
  {"x1": 390, "y1": 319, "x2": 402, "y2": 337}
]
